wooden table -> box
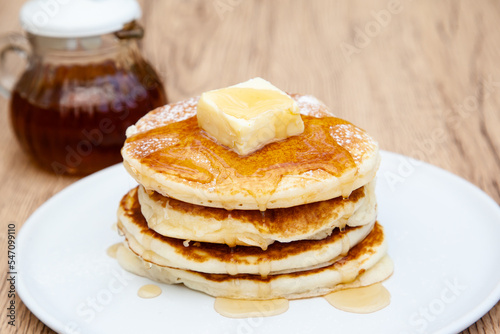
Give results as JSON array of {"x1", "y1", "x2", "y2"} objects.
[{"x1": 1, "y1": 0, "x2": 499, "y2": 333}]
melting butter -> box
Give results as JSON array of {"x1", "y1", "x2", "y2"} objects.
[
  {"x1": 197, "y1": 78, "x2": 303, "y2": 156},
  {"x1": 214, "y1": 298, "x2": 289, "y2": 318},
  {"x1": 324, "y1": 283, "x2": 390, "y2": 313}
]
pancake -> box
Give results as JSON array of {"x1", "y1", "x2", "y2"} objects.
[
  {"x1": 118, "y1": 187, "x2": 376, "y2": 275},
  {"x1": 138, "y1": 181, "x2": 377, "y2": 249},
  {"x1": 122, "y1": 94, "x2": 380, "y2": 210},
  {"x1": 116, "y1": 222, "x2": 393, "y2": 300}
]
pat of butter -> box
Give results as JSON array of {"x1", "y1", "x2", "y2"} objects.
[{"x1": 197, "y1": 78, "x2": 304, "y2": 155}]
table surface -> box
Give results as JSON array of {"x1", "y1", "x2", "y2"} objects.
[{"x1": 1, "y1": 0, "x2": 499, "y2": 333}]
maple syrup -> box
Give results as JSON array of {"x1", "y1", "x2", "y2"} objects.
[
  {"x1": 137, "y1": 284, "x2": 162, "y2": 299},
  {"x1": 214, "y1": 297, "x2": 289, "y2": 318},
  {"x1": 324, "y1": 283, "x2": 390, "y2": 313},
  {"x1": 106, "y1": 242, "x2": 122, "y2": 259},
  {"x1": 10, "y1": 59, "x2": 166, "y2": 175}
]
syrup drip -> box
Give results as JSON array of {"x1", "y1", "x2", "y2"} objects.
[
  {"x1": 142, "y1": 250, "x2": 155, "y2": 270},
  {"x1": 340, "y1": 233, "x2": 350, "y2": 256},
  {"x1": 214, "y1": 298, "x2": 289, "y2": 318},
  {"x1": 257, "y1": 281, "x2": 272, "y2": 297},
  {"x1": 142, "y1": 234, "x2": 154, "y2": 249},
  {"x1": 226, "y1": 262, "x2": 238, "y2": 276},
  {"x1": 137, "y1": 284, "x2": 162, "y2": 299},
  {"x1": 106, "y1": 243, "x2": 122, "y2": 259},
  {"x1": 324, "y1": 283, "x2": 390, "y2": 314},
  {"x1": 258, "y1": 261, "x2": 272, "y2": 278},
  {"x1": 126, "y1": 116, "x2": 358, "y2": 210}
]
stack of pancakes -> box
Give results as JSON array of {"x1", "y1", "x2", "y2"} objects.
[{"x1": 115, "y1": 94, "x2": 393, "y2": 300}]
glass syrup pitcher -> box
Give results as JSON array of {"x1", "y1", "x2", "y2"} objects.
[{"x1": 0, "y1": 0, "x2": 167, "y2": 175}]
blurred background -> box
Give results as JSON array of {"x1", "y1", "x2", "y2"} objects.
[{"x1": 0, "y1": 0, "x2": 499, "y2": 333}]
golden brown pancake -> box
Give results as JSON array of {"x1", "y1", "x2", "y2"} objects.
[
  {"x1": 138, "y1": 181, "x2": 377, "y2": 249},
  {"x1": 116, "y1": 222, "x2": 393, "y2": 300},
  {"x1": 117, "y1": 187, "x2": 376, "y2": 275},
  {"x1": 122, "y1": 95, "x2": 380, "y2": 210}
]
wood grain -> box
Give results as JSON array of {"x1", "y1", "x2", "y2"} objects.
[{"x1": 1, "y1": 0, "x2": 499, "y2": 333}]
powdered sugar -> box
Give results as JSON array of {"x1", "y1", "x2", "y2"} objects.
[
  {"x1": 294, "y1": 94, "x2": 332, "y2": 118},
  {"x1": 330, "y1": 124, "x2": 377, "y2": 164},
  {"x1": 132, "y1": 96, "x2": 200, "y2": 136}
]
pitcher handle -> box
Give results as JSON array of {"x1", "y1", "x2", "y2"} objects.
[{"x1": 0, "y1": 33, "x2": 30, "y2": 98}]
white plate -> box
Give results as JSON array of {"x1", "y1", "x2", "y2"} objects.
[{"x1": 17, "y1": 151, "x2": 500, "y2": 334}]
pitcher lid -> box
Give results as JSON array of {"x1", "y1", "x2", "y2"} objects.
[{"x1": 20, "y1": 0, "x2": 141, "y2": 38}]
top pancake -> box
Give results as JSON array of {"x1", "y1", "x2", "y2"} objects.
[{"x1": 122, "y1": 94, "x2": 380, "y2": 210}]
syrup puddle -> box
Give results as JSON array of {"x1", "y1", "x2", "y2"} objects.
[
  {"x1": 138, "y1": 284, "x2": 162, "y2": 299},
  {"x1": 110, "y1": 231, "x2": 390, "y2": 315},
  {"x1": 214, "y1": 298, "x2": 289, "y2": 318},
  {"x1": 340, "y1": 233, "x2": 350, "y2": 256},
  {"x1": 324, "y1": 283, "x2": 390, "y2": 313},
  {"x1": 106, "y1": 243, "x2": 122, "y2": 259}
]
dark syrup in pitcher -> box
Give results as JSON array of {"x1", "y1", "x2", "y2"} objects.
[{"x1": 10, "y1": 59, "x2": 167, "y2": 175}]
